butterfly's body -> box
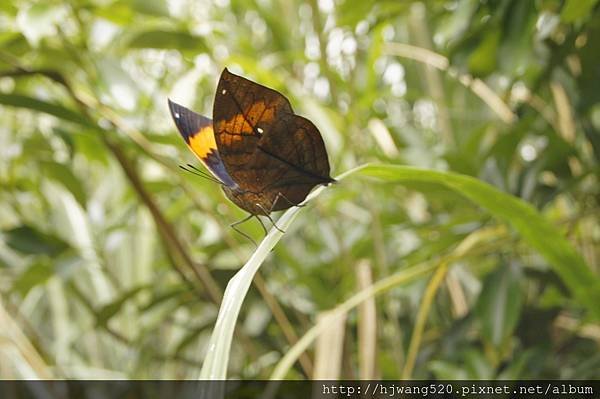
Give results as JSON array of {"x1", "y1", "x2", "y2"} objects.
[
  {"x1": 222, "y1": 186, "x2": 272, "y2": 216},
  {"x1": 168, "y1": 68, "x2": 334, "y2": 235}
]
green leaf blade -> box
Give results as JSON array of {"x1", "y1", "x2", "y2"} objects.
[{"x1": 358, "y1": 164, "x2": 600, "y2": 320}]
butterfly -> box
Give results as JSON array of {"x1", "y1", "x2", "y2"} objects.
[{"x1": 168, "y1": 68, "x2": 334, "y2": 238}]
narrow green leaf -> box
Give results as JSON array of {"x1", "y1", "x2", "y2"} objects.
[
  {"x1": 40, "y1": 161, "x2": 86, "y2": 206},
  {"x1": 429, "y1": 360, "x2": 469, "y2": 379},
  {"x1": 476, "y1": 261, "x2": 523, "y2": 347},
  {"x1": 128, "y1": 0, "x2": 169, "y2": 17},
  {"x1": 175, "y1": 324, "x2": 211, "y2": 355},
  {"x1": 561, "y1": 0, "x2": 599, "y2": 23},
  {"x1": 71, "y1": 132, "x2": 109, "y2": 164},
  {"x1": 139, "y1": 284, "x2": 190, "y2": 312},
  {"x1": 96, "y1": 285, "x2": 147, "y2": 328},
  {"x1": 2, "y1": 225, "x2": 70, "y2": 256},
  {"x1": 94, "y1": 3, "x2": 134, "y2": 25},
  {"x1": 468, "y1": 29, "x2": 500, "y2": 76},
  {"x1": 464, "y1": 349, "x2": 494, "y2": 379},
  {"x1": 358, "y1": 164, "x2": 600, "y2": 320},
  {"x1": 12, "y1": 260, "x2": 54, "y2": 296},
  {"x1": 0, "y1": 93, "x2": 94, "y2": 127}
]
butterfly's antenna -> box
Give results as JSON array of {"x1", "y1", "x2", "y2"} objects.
[
  {"x1": 186, "y1": 164, "x2": 229, "y2": 188},
  {"x1": 186, "y1": 163, "x2": 207, "y2": 175},
  {"x1": 179, "y1": 164, "x2": 224, "y2": 186}
]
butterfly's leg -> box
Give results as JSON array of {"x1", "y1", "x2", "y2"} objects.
[
  {"x1": 265, "y1": 214, "x2": 285, "y2": 233},
  {"x1": 273, "y1": 191, "x2": 306, "y2": 209},
  {"x1": 254, "y1": 215, "x2": 269, "y2": 235},
  {"x1": 230, "y1": 214, "x2": 257, "y2": 247},
  {"x1": 255, "y1": 204, "x2": 285, "y2": 233}
]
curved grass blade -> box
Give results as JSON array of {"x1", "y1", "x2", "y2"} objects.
[{"x1": 198, "y1": 168, "x2": 357, "y2": 381}]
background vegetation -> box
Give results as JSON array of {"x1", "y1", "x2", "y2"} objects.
[{"x1": 1, "y1": 0, "x2": 599, "y2": 379}]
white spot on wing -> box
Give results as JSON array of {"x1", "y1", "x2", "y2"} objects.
[
  {"x1": 222, "y1": 89, "x2": 227, "y2": 95},
  {"x1": 257, "y1": 127, "x2": 264, "y2": 134},
  {"x1": 174, "y1": 112, "x2": 180, "y2": 118}
]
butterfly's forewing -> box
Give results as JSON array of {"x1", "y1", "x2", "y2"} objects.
[
  {"x1": 212, "y1": 69, "x2": 293, "y2": 174},
  {"x1": 168, "y1": 99, "x2": 238, "y2": 188},
  {"x1": 212, "y1": 69, "x2": 334, "y2": 210}
]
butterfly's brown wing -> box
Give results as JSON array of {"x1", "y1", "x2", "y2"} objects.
[
  {"x1": 252, "y1": 113, "x2": 334, "y2": 210},
  {"x1": 168, "y1": 99, "x2": 238, "y2": 188},
  {"x1": 213, "y1": 68, "x2": 334, "y2": 211},
  {"x1": 213, "y1": 68, "x2": 292, "y2": 174}
]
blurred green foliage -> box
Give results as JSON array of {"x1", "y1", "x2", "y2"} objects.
[{"x1": 1, "y1": 0, "x2": 599, "y2": 379}]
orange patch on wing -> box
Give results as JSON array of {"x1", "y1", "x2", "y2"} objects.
[
  {"x1": 188, "y1": 126, "x2": 217, "y2": 160},
  {"x1": 220, "y1": 101, "x2": 276, "y2": 137},
  {"x1": 246, "y1": 101, "x2": 276, "y2": 125}
]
